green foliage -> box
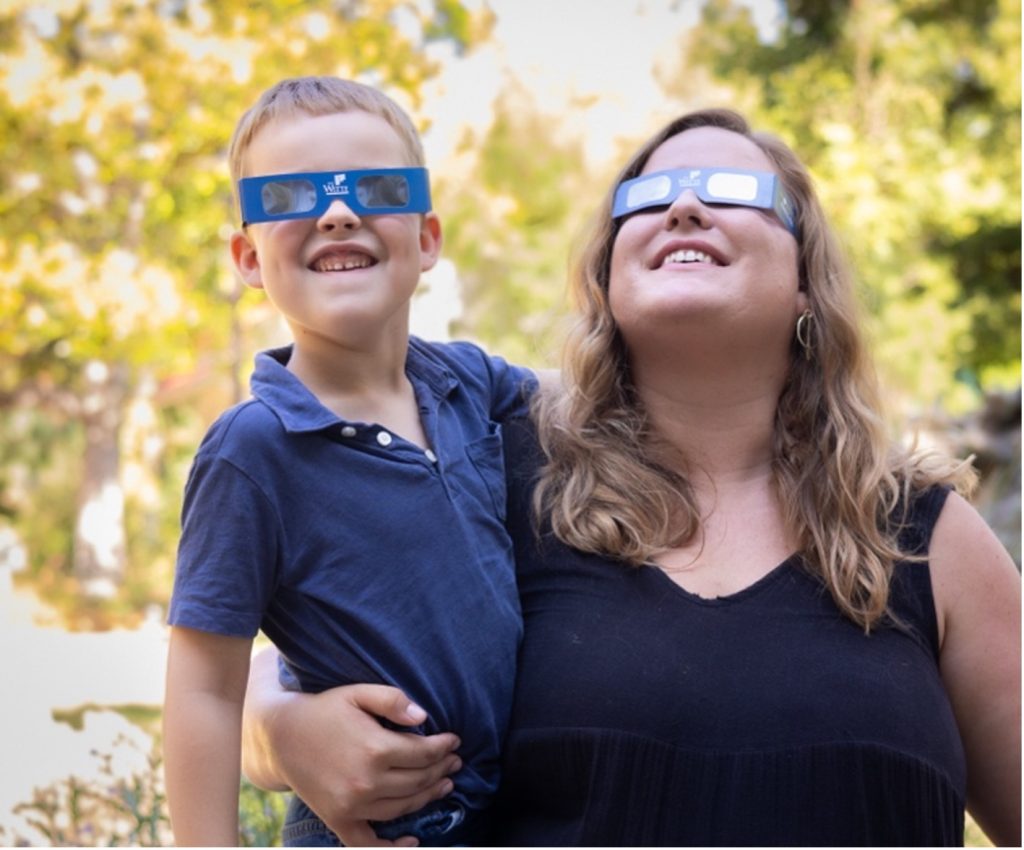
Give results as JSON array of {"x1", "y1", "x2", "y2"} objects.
[
  {"x1": 678, "y1": 0, "x2": 1021, "y2": 412},
  {"x1": 239, "y1": 779, "x2": 288, "y2": 848},
  {"x1": 0, "y1": 0, "x2": 488, "y2": 385},
  {"x1": 0, "y1": 0, "x2": 1017, "y2": 621},
  {"x1": 0, "y1": 0, "x2": 492, "y2": 616},
  {"x1": 6, "y1": 742, "x2": 171, "y2": 846},
  {"x1": 439, "y1": 82, "x2": 602, "y2": 367},
  {"x1": 0, "y1": 728, "x2": 287, "y2": 847}
]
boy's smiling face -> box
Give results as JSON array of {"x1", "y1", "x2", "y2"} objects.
[{"x1": 231, "y1": 110, "x2": 441, "y2": 350}]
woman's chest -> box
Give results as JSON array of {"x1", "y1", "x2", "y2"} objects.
[{"x1": 512, "y1": 548, "x2": 960, "y2": 769}]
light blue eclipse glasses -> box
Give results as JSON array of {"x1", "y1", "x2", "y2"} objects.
[
  {"x1": 238, "y1": 167, "x2": 431, "y2": 225},
  {"x1": 612, "y1": 167, "x2": 798, "y2": 237}
]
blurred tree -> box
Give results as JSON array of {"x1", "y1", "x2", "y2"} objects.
[
  {"x1": 0, "y1": 0, "x2": 492, "y2": 607},
  {"x1": 438, "y1": 81, "x2": 600, "y2": 368},
  {"x1": 670, "y1": 0, "x2": 1020, "y2": 412}
]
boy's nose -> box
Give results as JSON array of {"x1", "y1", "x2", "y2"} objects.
[{"x1": 318, "y1": 198, "x2": 361, "y2": 231}]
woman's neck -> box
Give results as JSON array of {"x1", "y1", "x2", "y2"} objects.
[{"x1": 631, "y1": 357, "x2": 783, "y2": 488}]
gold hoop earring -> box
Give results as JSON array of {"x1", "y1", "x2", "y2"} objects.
[{"x1": 796, "y1": 309, "x2": 814, "y2": 361}]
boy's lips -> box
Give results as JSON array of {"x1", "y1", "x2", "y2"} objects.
[{"x1": 308, "y1": 245, "x2": 378, "y2": 272}]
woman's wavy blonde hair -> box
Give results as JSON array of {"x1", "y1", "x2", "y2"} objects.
[{"x1": 532, "y1": 108, "x2": 975, "y2": 631}]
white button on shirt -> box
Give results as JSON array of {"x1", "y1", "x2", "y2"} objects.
[
  {"x1": 341, "y1": 426, "x2": 357, "y2": 438},
  {"x1": 376, "y1": 431, "x2": 393, "y2": 447},
  {"x1": 425, "y1": 449, "x2": 438, "y2": 463}
]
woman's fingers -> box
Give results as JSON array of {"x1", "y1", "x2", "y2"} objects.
[
  {"x1": 331, "y1": 818, "x2": 419, "y2": 848},
  {"x1": 351, "y1": 774, "x2": 457, "y2": 823}
]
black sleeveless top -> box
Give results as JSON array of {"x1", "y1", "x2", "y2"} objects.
[{"x1": 489, "y1": 418, "x2": 965, "y2": 846}]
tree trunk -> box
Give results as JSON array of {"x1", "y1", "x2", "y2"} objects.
[{"x1": 73, "y1": 362, "x2": 129, "y2": 598}]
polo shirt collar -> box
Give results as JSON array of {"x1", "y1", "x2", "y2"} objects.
[
  {"x1": 250, "y1": 341, "x2": 458, "y2": 434},
  {"x1": 407, "y1": 336, "x2": 459, "y2": 399}
]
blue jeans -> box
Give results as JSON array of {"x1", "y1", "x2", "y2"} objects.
[{"x1": 281, "y1": 796, "x2": 484, "y2": 847}]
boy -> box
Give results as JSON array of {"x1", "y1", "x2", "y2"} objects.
[{"x1": 163, "y1": 76, "x2": 533, "y2": 847}]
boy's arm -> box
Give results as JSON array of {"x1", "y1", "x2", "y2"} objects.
[
  {"x1": 242, "y1": 646, "x2": 462, "y2": 847},
  {"x1": 164, "y1": 625, "x2": 254, "y2": 846}
]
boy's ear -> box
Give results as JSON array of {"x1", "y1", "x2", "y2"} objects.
[
  {"x1": 230, "y1": 229, "x2": 264, "y2": 289},
  {"x1": 418, "y1": 212, "x2": 443, "y2": 273}
]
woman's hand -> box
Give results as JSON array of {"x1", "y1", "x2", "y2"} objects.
[{"x1": 242, "y1": 647, "x2": 462, "y2": 847}]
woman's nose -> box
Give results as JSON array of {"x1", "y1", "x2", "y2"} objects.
[
  {"x1": 664, "y1": 188, "x2": 712, "y2": 231},
  {"x1": 317, "y1": 199, "x2": 361, "y2": 231}
]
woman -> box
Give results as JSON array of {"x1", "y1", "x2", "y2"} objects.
[{"x1": 241, "y1": 109, "x2": 1021, "y2": 846}]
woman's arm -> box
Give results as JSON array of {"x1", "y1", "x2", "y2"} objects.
[
  {"x1": 164, "y1": 626, "x2": 253, "y2": 846},
  {"x1": 931, "y1": 492, "x2": 1021, "y2": 847},
  {"x1": 241, "y1": 647, "x2": 462, "y2": 847}
]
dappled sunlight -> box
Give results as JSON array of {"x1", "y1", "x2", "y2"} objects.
[
  {"x1": 0, "y1": 35, "x2": 56, "y2": 107},
  {"x1": 75, "y1": 481, "x2": 125, "y2": 578},
  {"x1": 411, "y1": 258, "x2": 463, "y2": 342},
  {"x1": 4, "y1": 241, "x2": 187, "y2": 340},
  {"x1": 0, "y1": 0, "x2": 1017, "y2": 844},
  {"x1": 166, "y1": 30, "x2": 258, "y2": 85}
]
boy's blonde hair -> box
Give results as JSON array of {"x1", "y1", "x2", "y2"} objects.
[{"x1": 228, "y1": 76, "x2": 425, "y2": 186}]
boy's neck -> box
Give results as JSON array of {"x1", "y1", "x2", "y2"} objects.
[{"x1": 285, "y1": 330, "x2": 428, "y2": 448}]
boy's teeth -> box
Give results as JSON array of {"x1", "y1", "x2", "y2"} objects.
[
  {"x1": 662, "y1": 249, "x2": 717, "y2": 267},
  {"x1": 313, "y1": 254, "x2": 373, "y2": 272}
]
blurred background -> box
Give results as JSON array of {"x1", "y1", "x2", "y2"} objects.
[{"x1": 0, "y1": 0, "x2": 1018, "y2": 844}]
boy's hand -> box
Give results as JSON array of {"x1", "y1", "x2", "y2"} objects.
[{"x1": 242, "y1": 650, "x2": 460, "y2": 847}]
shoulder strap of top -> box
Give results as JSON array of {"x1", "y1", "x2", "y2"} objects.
[
  {"x1": 888, "y1": 486, "x2": 952, "y2": 660},
  {"x1": 896, "y1": 486, "x2": 952, "y2": 555}
]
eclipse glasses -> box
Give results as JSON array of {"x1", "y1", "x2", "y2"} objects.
[
  {"x1": 238, "y1": 167, "x2": 431, "y2": 225},
  {"x1": 612, "y1": 167, "x2": 798, "y2": 237}
]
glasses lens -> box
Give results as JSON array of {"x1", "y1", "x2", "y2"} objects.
[
  {"x1": 261, "y1": 179, "x2": 317, "y2": 215},
  {"x1": 626, "y1": 174, "x2": 672, "y2": 211},
  {"x1": 356, "y1": 174, "x2": 410, "y2": 208},
  {"x1": 705, "y1": 172, "x2": 759, "y2": 203}
]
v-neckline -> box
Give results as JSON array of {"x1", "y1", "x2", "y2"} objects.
[{"x1": 648, "y1": 554, "x2": 800, "y2": 606}]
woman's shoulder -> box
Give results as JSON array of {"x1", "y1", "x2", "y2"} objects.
[{"x1": 926, "y1": 488, "x2": 1020, "y2": 648}]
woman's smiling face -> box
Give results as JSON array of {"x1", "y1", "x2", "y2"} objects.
[{"x1": 608, "y1": 126, "x2": 804, "y2": 353}]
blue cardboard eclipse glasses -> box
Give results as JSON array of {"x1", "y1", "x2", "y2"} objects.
[
  {"x1": 612, "y1": 167, "x2": 798, "y2": 237},
  {"x1": 238, "y1": 167, "x2": 431, "y2": 225}
]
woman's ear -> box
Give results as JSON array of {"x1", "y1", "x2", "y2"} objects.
[
  {"x1": 230, "y1": 229, "x2": 264, "y2": 290},
  {"x1": 418, "y1": 212, "x2": 443, "y2": 273},
  {"x1": 796, "y1": 288, "x2": 809, "y2": 317}
]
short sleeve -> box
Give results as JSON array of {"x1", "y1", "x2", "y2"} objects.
[
  {"x1": 168, "y1": 451, "x2": 281, "y2": 638},
  {"x1": 436, "y1": 339, "x2": 538, "y2": 422}
]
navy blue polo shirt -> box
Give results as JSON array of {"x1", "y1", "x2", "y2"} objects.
[{"x1": 169, "y1": 337, "x2": 535, "y2": 811}]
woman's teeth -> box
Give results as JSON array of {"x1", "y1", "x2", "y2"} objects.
[{"x1": 661, "y1": 249, "x2": 718, "y2": 267}]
